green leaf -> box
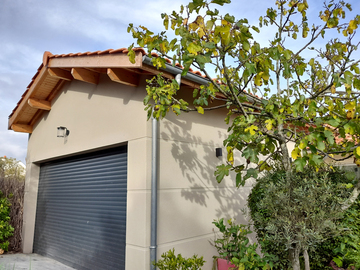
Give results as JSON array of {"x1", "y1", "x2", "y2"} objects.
[
  {"x1": 224, "y1": 13, "x2": 235, "y2": 23},
  {"x1": 251, "y1": 25, "x2": 260, "y2": 33},
  {"x1": 127, "y1": 46, "x2": 136, "y2": 64},
  {"x1": 245, "y1": 62, "x2": 256, "y2": 74},
  {"x1": 309, "y1": 154, "x2": 322, "y2": 166},
  {"x1": 172, "y1": 104, "x2": 181, "y2": 115},
  {"x1": 294, "y1": 157, "x2": 306, "y2": 171},
  {"x1": 211, "y1": 0, "x2": 231, "y2": 6},
  {"x1": 308, "y1": 145, "x2": 317, "y2": 154},
  {"x1": 236, "y1": 173, "x2": 244, "y2": 187},
  {"x1": 283, "y1": 50, "x2": 291, "y2": 60},
  {"x1": 324, "y1": 130, "x2": 334, "y2": 145},
  {"x1": 214, "y1": 164, "x2": 232, "y2": 183},
  {"x1": 354, "y1": 78, "x2": 360, "y2": 90},
  {"x1": 317, "y1": 141, "x2": 325, "y2": 151},
  {"x1": 195, "y1": 54, "x2": 211, "y2": 68},
  {"x1": 326, "y1": 118, "x2": 341, "y2": 127},
  {"x1": 242, "y1": 147, "x2": 259, "y2": 163},
  {"x1": 163, "y1": 14, "x2": 169, "y2": 30},
  {"x1": 245, "y1": 168, "x2": 258, "y2": 180},
  {"x1": 333, "y1": 257, "x2": 343, "y2": 267},
  {"x1": 242, "y1": 40, "x2": 250, "y2": 51},
  {"x1": 187, "y1": 43, "x2": 202, "y2": 54},
  {"x1": 344, "y1": 71, "x2": 353, "y2": 85}
]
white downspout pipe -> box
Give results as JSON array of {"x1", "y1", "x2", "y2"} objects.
[{"x1": 150, "y1": 74, "x2": 181, "y2": 269}]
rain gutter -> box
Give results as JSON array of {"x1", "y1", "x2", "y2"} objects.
[{"x1": 142, "y1": 55, "x2": 209, "y2": 86}]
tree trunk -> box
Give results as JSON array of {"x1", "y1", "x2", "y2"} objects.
[
  {"x1": 289, "y1": 244, "x2": 301, "y2": 270},
  {"x1": 304, "y1": 249, "x2": 310, "y2": 270}
]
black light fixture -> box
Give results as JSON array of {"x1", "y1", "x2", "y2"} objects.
[
  {"x1": 57, "y1": 126, "x2": 70, "y2": 137},
  {"x1": 216, "y1": 148, "x2": 222, "y2": 157}
]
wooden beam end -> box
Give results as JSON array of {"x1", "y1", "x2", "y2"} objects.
[
  {"x1": 28, "y1": 98, "x2": 51, "y2": 110},
  {"x1": 72, "y1": 68, "x2": 100, "y2": 85},
  {"x1": 11, "y1": 124, "x2": 33, "y2": 133},
  {"x1": 107, "y1": 68, "x2": 139, "y2": 87}
]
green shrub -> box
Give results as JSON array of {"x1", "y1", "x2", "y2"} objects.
[
  {"x1": 213, "y1": 218, "x2": 277, "y2": 269},
  {"x1": 153, "y1": 249, "x2": 205, "y2": 270},
  {"x1": 0, "y1": 191, "x2": 14, "y2": 252},
  {"x1": 248, "y1": 166, "x2": 355, "y2": 269},
  {"x1": 0, "y1": 156, "x2": 25, "y2": 252},
  {"x1": 316, "y1": 198, "x2": 360, "y2": 269}
]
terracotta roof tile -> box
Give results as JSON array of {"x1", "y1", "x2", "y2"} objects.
[
  {"x1": 109, "y1": 48, "x2": 127, "y2": 54},
  {"x1": 98, "y1": 49, "x2": 114, "y2": 55},
  {"x1": 133, "y1": 48, "x2": 147, "y2": 54},
  {"x1": 79, "y1": 52, "x2": 91, "y2": 56},
  {"x1": 86, "y1": 51, "x2": 101, "y2": 55},
  {"x1": 27, "y1": 81, "x2": 33, "y2": 89}
]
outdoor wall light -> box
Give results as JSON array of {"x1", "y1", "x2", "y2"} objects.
[
  {"x1": 216, "y1": 148, "x2": 222, "y2": 157},
  {"x1": 57, "y1": 126, "x2": 70, "y2": 138}
]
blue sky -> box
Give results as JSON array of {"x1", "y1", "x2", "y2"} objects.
[{"x1": 0, "y1": 0, "x2": 359, "y2": 163}]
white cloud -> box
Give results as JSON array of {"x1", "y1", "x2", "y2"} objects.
[
  {"x1": 0, "y1": 43, "x2": 42, "y2": 73},
  {"x1": 0, "y1": 128, "x2": 28, "y2": 164}
]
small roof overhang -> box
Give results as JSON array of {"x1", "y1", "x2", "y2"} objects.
[{"x1": 8, "y1": 48, "x2": 208, "y2": 133}]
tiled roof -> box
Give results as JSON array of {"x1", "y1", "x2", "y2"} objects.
[
  {"x1": 47, "y1": 47, "x2": 207, "y2": 76},
  {"x1": 8, "y1": 48, "x2": 211, "y2": 133},
  {"x1": 9, "y1": 48, "x2": 212, "y2": 119}
]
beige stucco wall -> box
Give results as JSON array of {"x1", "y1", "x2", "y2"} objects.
[
  {"x1": 22, "y1": 74, "x2": 250, "y2": 269},
  {"x1": 155, "y1": 107, "x2": 251, "y2": 268}
]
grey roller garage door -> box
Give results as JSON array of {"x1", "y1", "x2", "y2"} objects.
[{"x1": 33, "y1": 146, "x2": 127, "y2": 270}]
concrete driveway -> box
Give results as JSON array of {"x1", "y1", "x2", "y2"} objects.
[{"x1": 0, "y1": 253, "x2": 75, "y2": 270}]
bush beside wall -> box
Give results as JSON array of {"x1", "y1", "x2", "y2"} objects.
[{"x1": 0, "y1": 157, "x2": 25, "y2": 252}]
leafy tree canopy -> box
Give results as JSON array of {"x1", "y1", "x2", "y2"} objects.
[
  {"x1": 128, "y1": 1, "x2": 360, "y2": 268},
  {"x1": 128, "y1": 0, "x2": 360, "y2": 184},
  {"x1": 0, "y1": 157, "x2": 25, "y2": 181}
]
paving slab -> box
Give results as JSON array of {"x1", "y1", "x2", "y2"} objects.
[{"x1": 0, "y1": 253, "x2": 76, "y2": 270}]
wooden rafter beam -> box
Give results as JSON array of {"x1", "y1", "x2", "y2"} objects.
[
  {"x1": 48, "y1": 68, "x2": 73, "y2": 81},
  {"x1": 11, "y1": 124, "x2": 32, "y2": 133},
  {"x1": 71, "y1": 68, "x2": 99, "y2": 85},
  {"x1": 28, "y1": 98, "x2": 51, "y2": 110},
  {"x1": 107, "y1": 68, "x2": 140, "y2": 87}
]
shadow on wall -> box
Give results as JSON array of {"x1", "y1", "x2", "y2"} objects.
[{"x1": 161, "y1": 116, "x2": 250, "y2": 224}]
